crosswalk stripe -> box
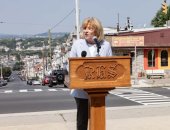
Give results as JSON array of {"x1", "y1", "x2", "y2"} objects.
[
  {"x1": 140, "y1": 99, "x2": 170, "y2": 103},
  {"x1": 34, "y1": 89, "x2": 43, "y2": 92},
  {"x1": 163, "y1": 87, "x2": 170, "y2": 90},
  {"x1": 4, "y1": 90, "x2": 13, "y2": 93},
  {"x1": 19, "y1": 89, "x2": 28, "y2": 92},
  {"x1": 109, "y1": 88, "x2": 170, "y2": 105},
  {"x1": 133, "y1": 97, "x2": 170, "y2": 100},
  {"x1": 48, "y1": 89, "x2": 58, "y2": 92},
  {"x1": 0, "y1": 88, "x2": 69, "y2": 94},
  {"x1": 121, "y1": 95, "x2": 162, "y2": 98},
  {"x1": 144, "y1": 102, "x2": 170, "y2": 105},
  {"x1": 62, "y1": 88, "x2": 70, "y2": 91}
]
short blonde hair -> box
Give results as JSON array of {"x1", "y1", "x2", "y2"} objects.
[{"x1": 81, "y1": 17, "x2": 104, "y2": 42}]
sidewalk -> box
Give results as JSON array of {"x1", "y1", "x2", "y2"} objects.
[
  {"x1": 131, "y1": 77, "x2": 170, "y2": 87},
  {"x1": 1, "y1": 105, "x2": 170, "y2": 130}
]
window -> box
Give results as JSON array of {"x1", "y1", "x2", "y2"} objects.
[
  {"x1": 161, "y1": 50, "x2": 168, "y2": 66},
  {"x1": 148, "y1": 50, "x2": 155, "y2": 67}
]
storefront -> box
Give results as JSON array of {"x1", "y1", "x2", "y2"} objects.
[{"x1": 105, "y1": 27, "x2": 170, "y2": 77}]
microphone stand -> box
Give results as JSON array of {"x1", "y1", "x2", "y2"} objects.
[
  {"x1": 96, "y1": 43, "x2": 101, "y2": 56},
  {"x1": 93, "y1": 37, "x2": 101, "y2": 56}
]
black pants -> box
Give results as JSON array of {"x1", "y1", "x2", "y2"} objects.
[{"x1": 75, "y1": 97, "x2": 88, "y2": 130}]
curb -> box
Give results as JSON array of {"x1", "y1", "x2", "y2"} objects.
[
  {"x1": 2, "y1": 104, "x2": 170, "y2": 118},
  {"x1": 132, "y1": 83, "x2": 170, "y2": 88}
]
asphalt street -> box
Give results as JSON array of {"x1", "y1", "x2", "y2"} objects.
[{"x1": 1, "y1": 72, "x2": 170, "y2": 114}]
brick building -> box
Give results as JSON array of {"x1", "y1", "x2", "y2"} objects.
[{"x1": 105, "y1": 27, "x2": 170, "y2": 77}]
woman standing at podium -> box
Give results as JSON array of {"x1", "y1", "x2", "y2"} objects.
[{"x1": 69, "y1": 17, "x2": 112, "y2": 130}]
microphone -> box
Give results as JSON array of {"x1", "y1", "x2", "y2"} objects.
[
  {"x1": 93, "y1": 36, "x2": 101, "y2": 49},
  {"x1": 81, "y1": 51, "x2": 87, "y2": 57}
]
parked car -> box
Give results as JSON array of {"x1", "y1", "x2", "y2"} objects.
[
  {"x1": 0, "y1": 80, "x2": 8, "y2": 86},
  {"x1": 48, "y1": 69, "x2": 65, "y2": 87},
  {"x1": 3, "y1": 77, "x2": 10, "y2": 82},
  {"x1": 27, "y1": 79, "x2": 33, "y2": 85},
  {"x1": 32, "y1": 80, "x2": 41, "y2": 85},
  {"x1": 27, "y1": 78, "x2": 41, "y2": 85},
  {"x1": 41, "y1": 76, "x2": 50, "y2": 86}
]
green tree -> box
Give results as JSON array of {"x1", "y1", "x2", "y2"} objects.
[
  {"x1": 16, "y1": 53, "x2": 21, "y2": 61},
  {"x1": 151, "y1": 5, "x2": 170, "y2": 27},
  {"x1": 0, "y1": 38, "x2": 16, "y2": 49},
  {"x1": 0, "y1": 66, "x2": 12, "y2": 78},
  {"x1": 2, "y1": 67, "x2": 12, "y2": 78},
  {"x1": 167, "y1": 5, "x2": 170, "y2": 20},
  {"x1": 12, "y1": 61, "x2": 24, "y2": 71}
]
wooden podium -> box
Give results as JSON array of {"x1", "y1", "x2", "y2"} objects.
[{"x1": 69, "y1": 56, "x2": 131, "y2": 130}]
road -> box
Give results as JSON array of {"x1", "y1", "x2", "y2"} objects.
[
  {"x1": 0, "y1": 73, "x2": 76, "y2": 114},
  {"x1": 1, "y1": 72, "x2": 170, "y2": 114}
]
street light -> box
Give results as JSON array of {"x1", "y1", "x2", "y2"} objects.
[
  {"x1": 1, "y1": 66, "x2": 2, "y2": 80},
  {"x1": 162, "y1": 0, "x2": 168, "y2": 14},
  {"x1": 0, "y1": 57, "x2": 3, "y2": 80},
  {"x1": 75, "y1": 0, "x2": 80, "y2": 39}
]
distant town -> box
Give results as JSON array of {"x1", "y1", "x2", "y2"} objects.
[{"x1": 0, "y1": 32, "x2": 72, "y2": 81}]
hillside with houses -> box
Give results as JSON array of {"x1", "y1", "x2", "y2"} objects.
[{"x1": 0, "y1": 32, "x2": 73, "y2": 80}]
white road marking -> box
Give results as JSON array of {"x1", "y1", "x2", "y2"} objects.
[
  {"x1": 34, "y1": 89, "x2": 43, "y2": 92},
  {"x1": 0, "y1": 88, "x2": 69, "y2": 94},
  {"x1": 4, "y1": 90, "x2": 13, "y2": 93},
  {"x1": 109, "y1": 88, "x2": 170, "y2": 105},
  {"x1": 19, "y1": 89, "x2": 28, "y2": 92}
]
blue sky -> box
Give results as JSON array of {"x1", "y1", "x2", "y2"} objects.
[{"x1": 0, "y1": 0, "x2": 166, "y2": 35}]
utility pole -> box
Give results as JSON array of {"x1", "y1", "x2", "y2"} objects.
[
  {"x1": 75, "y1": 0, "x2": 80, "y2": 39},
  {"x1": 0, "y1": 58, "x2": 3, "y2": 80},
  {"x1": 151, "y1": 49, "x2": 155, "y2": 83},
  {"x1": 48, "y1": 29, "x2": 52, "y2": 70},
  {"x1": 134, "y1": 43, "x2": 138, "y2": 85},
  {"x1": 19, "y1": 53, "x2": 21, "y2": 71},
  {"x1": 42, "y1": 42, "x2": 45, "y2": 78},
  {"x1": 117, "y1": 13, "x2": 120, "y2": 32}
]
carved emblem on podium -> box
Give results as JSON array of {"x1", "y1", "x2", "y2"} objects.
[
  {"x1": 69, "y1": 56, "x2": 130, "y2": 89},
  {"x1": 76, "y1": 61, "x2": 125, "y2": 81}
]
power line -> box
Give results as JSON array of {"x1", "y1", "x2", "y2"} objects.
[
  {"x1": 0, "y1": 21, "x2": 49, "y2": 26},
  {"x1": 50, "y1": 8, "x2": 75, "y2": 31},
  {"x1": 1, "y1": 8, "x2": 75, "y2": 34}
]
